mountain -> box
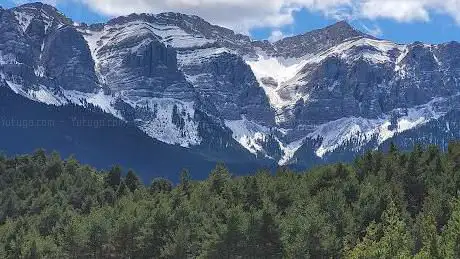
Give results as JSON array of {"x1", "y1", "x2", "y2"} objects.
[{"x1": 1, "y1": 2, "x2": 460, "y2": 174}]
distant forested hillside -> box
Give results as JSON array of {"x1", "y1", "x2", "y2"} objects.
[{"x1": 2, "y1": 143, "x2": 460, "y2": 258}]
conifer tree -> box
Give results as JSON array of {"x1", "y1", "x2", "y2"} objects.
[
  {"x1": 348, "y1": 200, "x2": 413, "y2": 258},
  {"x1": 125, "y1": 170, "x2": 140, "y2": 193},
  {"x1": 105, "y1": 166, "x2": 122, "y2": 189},
  {"x1": 441, "y1": 199, "x2": 460, "y2": 258}
]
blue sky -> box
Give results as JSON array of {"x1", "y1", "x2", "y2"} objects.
[
  {"x1": 2, "y1": 0, "x2": 460, "y2": 44},
  {"x1": 252, "y1": 8, "x2": 460, "y2": 44}
]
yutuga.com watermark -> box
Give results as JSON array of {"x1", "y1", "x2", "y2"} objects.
[
  {"x1": 0, "y1": 117, "x2": 126, "y2": 129},
  {"x1": 0, "y1": 118, "x2": 55, "y2": 128},
  {"x1": 71, "y1": 117, "x2": 126, "y2": 128}
]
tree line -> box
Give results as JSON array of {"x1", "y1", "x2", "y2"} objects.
[{"x1": 2, "y1": 143, "x2": 460, "y2": 258}]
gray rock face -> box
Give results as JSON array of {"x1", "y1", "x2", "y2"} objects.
[
  {"x1": 1, "y1": 3, "x2": 98, "y2": 93},
  {"x1": 287, "y1": 41, "x2": 460, "y2": 126},
  {"x1": 2, "y1": 3, "x2": 460, "y2": 167},
  {"x1": 286, "y1": 55, "x2": 392, "y2": 126},
  {"x1": 0, "y1": 7, "x2": 35, "y2": 87},
  {"x1": 96, "y1": 32, "x2": 193, "y2": 99},
  {"x1": 178, "y1": 51, "x2": 274, "y2": 125},
  {"x1": 41, "y1": 26, "x2": 98, "y2": 92},
  {"x1": 13, "y1": 2, "x2": 72, "y2": 25}
]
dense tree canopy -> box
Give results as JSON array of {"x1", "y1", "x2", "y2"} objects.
[{"x1": 1, "y1": 143, "x2": 460, "y2": 258}]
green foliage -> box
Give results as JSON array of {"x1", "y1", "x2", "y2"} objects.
[
  {"x1": 348, "y1": 200, "x2": 413, "y2": 258},
  {"x1": 125, "y1": 170, "x2": 140, "y2": 193},
  {"x1": 105, "y1": 165, "x2": 122, "y2": 189},
  {"x1": 1, "y1": 143, "x2": 460, "y2": 258},
  {"x1": 440, "y1": 199, "x2": 460, "y2": 258},
  {"x1": 150, "y1": 178, "x2": 173, "y2": 194}
]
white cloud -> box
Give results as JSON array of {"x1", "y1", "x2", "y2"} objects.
[
  {"x1": 13, "y1": 0, "x2": 460, "y2": 34},
  {"x1": 268, "y1": 30, "x2": 285, "y2": 42},
  {"x1": 267, "y1": 30, "x2": 293, "y2": 42},
  {"x1": 360, "y1": 0, "x2": 430, "y2": 22},
  {"x1": 358, "y1": 0, "x2": 460, "y2": 23},
  {"x1": 75, "y1": 0, "x2": 351, "y2": 33},
  {"x1": 13, "y1": 0, "x2": 58, "y2": 5},
  {"x1": 361, "y1": 23, "x2": 383, "y2": 37}
]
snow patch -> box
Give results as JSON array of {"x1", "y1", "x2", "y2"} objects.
[
  {"x1": 34, "y1": 66, "x2": 45, "y2": 77},
  {"x1": 0, "y1": 51, "x2": 19, "y2": 65},
  {"x1": 395, "y1": 46, "x2": 410, "y2": 77},
  {"x1": 2, "y1": 76, "x2": 201, "y2": 148},
  {"x1": 225, "y1": 117, "x2": 305, "y2": 164},
  {"x1": 247, "y1": 38, "x2": 403, "y2": 113},
  {"x1": 129, "y1": 98, "x2": 201, "y2": 147},
  {"x1": 246, "y1": 55, "x2": 308, "y2": 111},
  {"x1": 13, "y1": 11, "x2": 33, "y2": 32},
  {"x1": 4, "y1": 80, "x2": 66, "y2": 106},
  {"x1": 308, "y1": 97, "x2": 450, "y2": 158},
  {"x1": 2, "y1": 78, "x2": 122, "y2": 116},
  {"x1": 13, "y1": 9, "x2": 55, "y2": 34},
  {"x1": 81, "y1": 29, "x2": 106, "y2": 83},
  {"x1": 225, "y1": 117, "x2": 271, "y2": 156},
  {"x1": 277, "y1": 138, "x2": 305, "y2": 165},
  {"x1": 63, "y1": 90, "x2": 122, "y2": 119},
  {"x1": 82, "y1": 30, "x2": 103, "y2": 64},
  {"x1": 308, "y1": 117, "x2": 382, "y2": 158},
  {"x1": 247, "y1": 55, "x2": 309, "y2": 85},
  {"x1": 3, "y1": 79, "x2": 22, "y2": 95},
  {"x1": 177, "y1": 47, "x2": 228, "y2": 67},
  {"x1": 84, "y1": 21, "x2": 214, "y2": 53},
  {"x1": 304, "y1": 38, "x2": 401, "y2": 65},
  {"x1": 30, "y1": 87, "x2": 65, "y2": 105}
]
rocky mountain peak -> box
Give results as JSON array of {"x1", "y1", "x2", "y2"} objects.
[
  {"x1": 272, "y1": 20, "x2": 368, "y2": 58},
  {"x1": 16, "y1": 2, "x2": 55, "y2": 10},
  {"x1": 12, "y1": 2, "x2": 72, "y2": 28},
  {"x1": 100, "y1": 11, "x2": 255, "y2": 55},
  {"x1": 324, "y1": 20, "x2": 361, "y2": 35}
]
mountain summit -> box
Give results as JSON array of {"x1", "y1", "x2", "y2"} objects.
[
  {"x1": 1, "y1": 3, "x2": 460, "y2": 170},
  {"x1": 272, "y1": 20, "x2": 367, "y2": 58}
]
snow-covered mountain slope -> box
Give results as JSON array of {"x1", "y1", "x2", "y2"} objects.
[
  {"x1": 78, "y1": 17, "x2": 205, "y2": 147},
  {"x1": 241, "y1": 28, "x2": 460, "y2": 164},
  {"x1": 246, "y1": 38, "x2": 403, "y2": 114},
  {"x1": 306, "y1": 96, "x2": 452, "y2": 158},
  {"x1": 77, "y1": 12, "x2": 274, "y2": 148},
  {"x1": 1, "y1": 3, "x2": 460, "y2": 168}
]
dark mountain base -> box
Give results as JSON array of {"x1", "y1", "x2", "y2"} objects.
[{"x1": 0, "y1": 85, "x2": 267, "y2": 182}]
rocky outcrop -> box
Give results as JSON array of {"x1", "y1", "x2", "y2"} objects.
[
  {"x1": 178, "y1": 51, "x2": 275, "y2": 125},
  {"x1": 41, "y1": 26, "x2": 98, "y2": 92},
  {"x1": 0, "y1": 7, "x2": 35, "y2": 87},
  {"x1": 2, "y1": 3, "x2": 98, "y2": 93}
]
